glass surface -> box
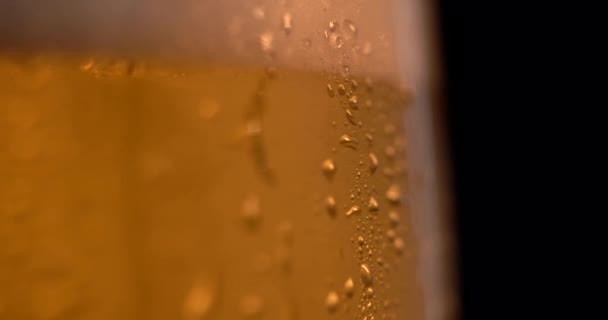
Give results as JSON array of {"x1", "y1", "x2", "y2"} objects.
[{"x1": 0, "y1": 1, "x2": 454, "y2": 319}]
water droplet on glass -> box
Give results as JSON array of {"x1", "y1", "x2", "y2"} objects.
[
  {"x1": 240, "y1": 295, "x2": 264, "y2": 317},
  {"x1": 326, "y1": 291, "x2": 340, "y2": 312},
  {"x1": 327, "y1": 83, "x2": 335, "y2": 97},
  {"x1": 241, "y1": 195, "x2": 262, "y2": 229},
  {"x1": 394, "y1": 237, "x2": 404, "y2": 254},
  {"x1": 252, "y1": 7, "x2": 265, "y2": 20},
  {"x1": 348, "y1": 95, "x2": 359, "y2": 109},
  {"x1": 360, "y1": 264, "x2": 373, "y2": 287},
  {"x1": 245, "y1": 119, "x2": 262, "y2": 137},
  {"x1": 346, "y1": 205, "x2": 361, "y2": 217},
  {"x1": 339, "y1": 134, "x2": 359, "y2": 149},
  {"x1": 344, "y1": 277, "x2": 355, "y2": 297},
  {"x1": 358, "y1": 236, "x2": 365, "y2": 245},
  {"x1": 326, "y1": 195, "x2": 337, "y2": 215},
  {"x1": 259, "y1": 32, "x2": 274, "y2": 53},
  {"x1": 385, "y1": 145, "x2": 396, "y2": 159},
  {"x1": 368, "y1": 197, "x2": 379, "y2": 212},
  {"x1": 183, "y1": 279, "x2": 215, "y2": 320},
  {"x1": 364, "y1": 287, "x2": 374, "y2": 298},
  {"x1": 337, "y1": 84, "x2": 346, "y2": 95},
  {"x1": 321, "y1": 159, "x2": 336, "y2": 177},
  {"x1": 386, "y1": 229, "x2": 396, "y2": 241},
  {"x1": 343, "y1": 19, "x2": 358, "y2": 38},
  {"x1": 329, "y1": 34, "x2": 344, "y2": 48},
  {"x1": 350, "y1": 79, "x2": 359, "y2": 91},
  {"x1": 377, "y1": 258, "x2": 384, "y2": 266},
  {"x1": 386, "y1": 184, "x2": 400, "y2": 204},
  {"x1": 384, "y1": 124, "x2": 396, "y2": 136},
  {"x1": 388, "y1": 211, "x2": 400, "y2": 226},
  {"x1": 369, "y1": 153, "x2": 379, "y2": 173},
  {"x1": 282, "y1": 13, "x2": 293, "y2": 34},
  {"x1": 328, "y1": 20, "x2": 338, "y2": 31},
  {"x1": 345, "y1": 109, "x2": 357, "y2": 125}
]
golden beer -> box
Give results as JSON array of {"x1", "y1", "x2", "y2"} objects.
[{"x1": 1, "y1": 1, "x2": 453, "y2": 319}]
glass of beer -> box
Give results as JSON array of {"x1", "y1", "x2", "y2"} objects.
[{"x1": 0, "y1": 1, "x2": 455, "y2": 319}]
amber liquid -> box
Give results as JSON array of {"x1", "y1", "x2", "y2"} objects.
[{"x1": 0, "y1": 54, "x2": 421, "y2": 320}]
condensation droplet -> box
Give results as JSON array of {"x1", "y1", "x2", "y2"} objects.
[
  {"x1": 386, "y1": 184, "x2": 401, "y2": 204},
  {"x1": 282, "y1": 13, "x2": 293, "y2": 34},
  {"x1": 348, "y1": 95, "x2": 359, "y2": 109},
  {"x1": 345, "y1": 109, "x2": 357, "y2": 125},
  {"x1": 326, "y1": 195, "x2": 337, "y2": 215},
  {"x1": 385, "y1": 145, "x2": 396, "y2": 159},
  {"x1": 337, "y1": 84, "x2": 346, "y2": 95},
  {"x1": 344, "y1": 278, "x2": 355, "y2": 297},
  {"x1": 339, "y1": 134, "x2": 359, "y2": 149},
  {"x1": 328, "y1": 20, "x2": 338, "y2": 31},
  {"x1": 329, "y1": 34, "x2": 344, "y2": 48},
  {"x1": 366, "y1": 133, "x2": 374, "y2": 144},
  {"x1": 386, "y1": 229, "x2": 396, "y2": 241},
  {"x1": 327, "y1": 83, "x2": 335, "y2": 97},
  {"x1": 394, "y1": 237, "x2": 404, "y2": 254},
  {"x1": 242, "y1": 195, "x2": 261, "y2": 228},
  {"x1": 346, "y1": 205, "x2": 361, "y2": 217},
  {"x1": 240, "y1": 295, "x2": 264, "y2": 317},
  {"x1": 252, "y1": 7, "x2": 265, "y2": 20},
  {"x1": 369, "y1": 153, "x2": 379, "y2": 173},
  {"x1": 321, "y1": 159, "x2": 336, "y2": 177},
  {"x1": 350, "y1": 79, "x2": 359, "y2": 91},
  {"x1": 358, "y1": 236, "x2": 365, "y2": 245},
  {"x1": 368, "y1": 197, "x2": 379, "y2": 212},
  {"x1": 343, "y1": 19, "x2": 358, "y2": 39},
  {"x1": 360, "y1": 264, "x2": 373, "y2": 287},
  {"x1": 364, "y1": 287, "x2": 374, "y2": 299},
  {"x1": 388, "y1": 211, "x2": 400, "y2": 226},
  {"x1": 384, "y1": 124, "x2": 396, "y2": 136},
  {"x1": 326, "y1": 291, "x2": 340, "y2": 312},
  {"x1": 245, "y1": 118, "x2": 262, "y2": 138},
  {"x1": 183, "y1": 278, "x2": 215, "y2": 320},
  {"x1": 259, "y1": 32, "x2": 274, "y2": 53}
]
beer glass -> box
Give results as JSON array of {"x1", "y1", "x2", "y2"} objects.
[{"x1": 0, "y1": 1, "x2": 454, "y2": 319}]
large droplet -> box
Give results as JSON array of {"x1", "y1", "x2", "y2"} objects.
[
  {"x1": 321, "y1": 159, "x2": 336, "y2": 177},
  {"x1": 325, "y1": 291, "x2": 340, "y2": 312},
  {"x1": 368, "y1": 197, "x2": 379, "y2": 212},
  {"x1": 344, "y1": 278, "x2": 355, "y2": 297},
  {"x1": 343, "y1": 19, "x2": 358, "y2": 37},
  {"x1": 346, "y1": 205, "x2": 361, "y2": 217},
  {"x1": 259, "y1": 32, "x2": 274, "y2": 53},
  {"x1": 326, "y1": 195, "x2": 337, "y2": 215},
  {"x1": 345, "y1": 109, "x2": 357, "y2": 125},
  {"x1": 328, "y1": 20, "x2": 338, "y2": 31},
  {"x1": 394, "y1": 237, "x2": 404, "y2": 254},
  {"x1": 327, "y1": 83, "x2": 335, "y2": 97},
  {"x1": 241, "y1": 195, "x2": 262, "y2": 228},
  {"x1": 360, "y1": 264, "x2": 373, "y2": 287},
  {"x1": 339, "y1": 134, "x2": 359, "y2": 149},
  {"x1": 183, "y1": 278, "x2": 215, "y2": 320},
  {"x1": 388, "y1": 210, "x2": 400, "y2": 226},
  {"x1": 386, "y1": 184, "x2": 401, "y2": 204},
  {"x1": 282, "y1": 13, "x2": 293, "y2": 34},
  {"x1": 369, "y1": 153, "x2": 379, "y2": 173},
  {"x1": 348, "y1": 95, "x2": 359, "y2": 109},
  {"x1": 240, "y1": 295, "x2": 264, "y2": 317}
]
